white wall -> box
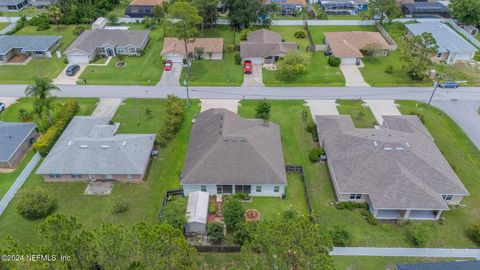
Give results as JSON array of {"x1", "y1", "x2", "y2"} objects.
[{"x1": 183, "y1": 184, "x2": 285, "y2": 197}]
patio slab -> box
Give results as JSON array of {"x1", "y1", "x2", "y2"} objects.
[{"x1": 84, "y1": 181, "x2": 113, "y2": 195}]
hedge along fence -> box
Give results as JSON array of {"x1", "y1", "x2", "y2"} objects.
[
  {"x1": 376, "y1": 23, "x2": 398, "y2": 51},
  {"x1": 158, "y1": 188, "x2": 184, "y2": 220},
  {"x1": 285, "y1": 165, "x2": 313, "y2": 220},
  {"x1": 156, "y1": 95, "x2": 185, "y2": 147},
  {"x1": 33, "y1": 100, "x2": 79, "y2": 157},
  {"x1": 304, "y1": 21, "x2": 316, "y2": 52}
]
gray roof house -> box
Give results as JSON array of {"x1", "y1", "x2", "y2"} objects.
[
  {"x1": 64, "y1": 29, "x2": 150, "y2": 64},
  {"x1": 0, "y1": 122, "x2": 38, "y2": 169},
  {"x1": 0, "y1": 0, "x2": 28, "y2": 12},
  {"x1": 396, "y1": 260, "x2": 480, "y2": 270},
  {"x1": 36, "y1": 116, "x2": 156, "y2": 182},
  {"x1": 240, "y1": 29, "x2": 298, "y2": 64},
  {"x1": 0, "y1": 35, "x2": 61, "y2": 63},
  {"x1": 181, "y1": 109, "x2": 287, "y2": 197},
  {"x1": 30, "y1": 0, "x2": 57, "y2": 8},
  {"x1": 406, "y1": 22, "x2": 477, "y2": 64},
  {"x1": 315, "y1": 115, "x2": 469, "y2": 220}
]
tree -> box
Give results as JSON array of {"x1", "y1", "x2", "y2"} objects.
[
  {"x1": 193, "y1": 0, "x2": 218, "y2": 33},
  {"x1": 222, "y1": 0, "x2": 262, "y2": 29},
  {"x1": 17, "y1": 188, "x2": 57, "y2": 219},
  {"x1": 242, "y1": 216, "x2": 335, "y2": 270},
  {"x1": 37, "y1": 214, "x2": 81, "y2": 258},
  {"x1": 470, "y1": 222, "x2": 480, "y2": 244},
  {"x1": 207, "y1": 222, "x2": 225, "y2": 244},
  {"x1": 255, "y1": 99, "x2": 271, "y2": 120},
  {"x1": 451, "y1": 0, "x2": 480, "y2": 27},
  {"x1": 94, "y1": 224, "x2": 133, "y2": 269},
  {"x1": 160, "y1": 197, "x2": 187, "y2": 231},
  {"x1": 364, "y1": 0, "x2": 401, "y2": 23},
  {"x1": 222, "y1": 198, "x2": 244, "y2": 232},
  {"x1": 24, "y1": 77, "x2": 60, "y2": 125},
  {"x1": 400, "y1": 32, "x2": 438, "y2": 81},
  {"x1": 152, "y1": 4, "x2": 165, "y2": 24},
  {"x1": 277, "y1": 51, "x2": 309, "y2": 80},
  {"x1": 47, "y1": 5, "x2": 63, "y2": 30}
]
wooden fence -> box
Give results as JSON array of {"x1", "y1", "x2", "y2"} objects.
[
  {"x1": 285, "y1": 165, "x2": 313, "y2": 218},
  {"x1": 157, "y1": 188, "x2": 184, "y2": 220}
]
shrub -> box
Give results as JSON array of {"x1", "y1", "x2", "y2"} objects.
[
  {"x1": 305, "y1": 120, "x2": 318, "y2": 141},
  {"x1": 17, "y1": 189, "x2": 56, "y2": 220},
  {"x1": 156, "y1": 95, "x2": 185, "y2": 147},
  {"x1": 328, "y1": 56, "x2": 341, "y2": 67},
  {"x1": 294, "y1": 30, "x2": 307, "y2": 39},
  {"x1": 409, "y1": 224, "x2": 432, "y2": 247},
  {"x1": 226, "y1": 44, "x2": 235, "y2": 53},
  {"x1": 277, "y1": 51, "x2": 309, "y2": 80},
  {"x1": 309, "y1": 147, "x2": 325, "y2": 163},
  {"x1": 233, "y1": 222, "x2": 250, "y2": 245},
  {"x1": 207, "y1": 222, "x2": 225, "y2": 244},
  {"x1": 336, "y1": 201, "x2": 368, "y2": 211},
  {"x1": 111, "y1": 196, "x2": 129, "y2": 214},
  {"x1": 18, "y1": 108, "x2": 32, "y2": 122},
  {"x1": 7, "y1": 16, "x2": 26, "y2": 34},
  {"x1": 240, "y1": 28, "x2": 253, "y2": 41},
  {"x1": 255, "y1": 100, "x2": 271, "y2": 120},
  {"x1": 33, "y1": 100, "x2": 79, "y2": 157},
  {"x1": 385, "y1": 64, "x2": 394, "y2": 74},
  {"x1": 73, "y1": 25, "x2": 85, "y2": 36},
  {"x1": 234, "y1": 53, "x2": 242, "y2": 65},
  {"x1": 474, "y1": 51, "x2": 480, "y2": 61},
  {"x1": 160, "y1": 197, "x2": 187, "y2": 231},
  {"x1": 233, "y1": 192, "x2": 250, "y2": 201},
  {"x1": 329, "y1": 226, "x2": 352, "y2": 247},
  {"x1": 470, "y1": 222, "x2": 480, "y2": 245},
  {"x1": 208, "y1": 201, "x2": 217, "y2": 215},
  {"x1": 222, "y1": 198, "x2": 244, "y2": 232},
  {"x1": 281, "y1": 209, "x2": 298, "y2": 220}
]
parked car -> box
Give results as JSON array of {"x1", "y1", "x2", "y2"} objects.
[
  {"x1": 438, "y1": 81, "x2": 459, "y2": 89},
  {"x1": 0, "y1": 102, "x2": 4, "y2": 113},
  {"x1": 66, "y1": 65, "x2": 81, "y2": 76},
  {"x1": 164, "y1": 60, "x2": 173, "y2": 71},
  {"x1": 244, "y1": 60, "x2": 252, "y2": 74}
]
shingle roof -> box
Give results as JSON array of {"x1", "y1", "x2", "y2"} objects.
[
  {"x1": 315, "y1": 115, "x2": 469, "y2": 210},
  {"x1": 65, "y1": 30, "x2": 149, "y2": 55},
  {"x1": 325, "y1": 32, "x2": 390, "y2": 58},
  {"x1": 181, "y1": 109, "x2": 287, "y2": 185},
  {"x1": 129, "y1": 0, "x2": 164, "y2": 6},
  {"x1": 0, "y1": 0, "x2": 25, "y2": 5},
  {"x1": 264, "y1": 0, "x2": 307, "y2": 6},
  {"x1": 161, "y1": 37, "x2": 224, "y2": 56},
  {"x1": 36, "y1": 116, "x2": 155, "y2": 175},
  {"x1": 240, "y1": 29, "x2": 298, "y2": 58},
  {"x1": 406, "y1": 22, "x2": 477, "y2": 53},
  {"x1": 0, "y1": 122, "x2": 36, "y2": 162},
  {"x1": 0, "y1": 35, "x2": 61, "y2": 55},
  {"x1": 396, "y1": 260, "x2": 480, "y2": 270}
]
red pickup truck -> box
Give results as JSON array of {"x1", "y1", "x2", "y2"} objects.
[{"x1": 243, "y1": 60, "x2": 252, "y2": 74}]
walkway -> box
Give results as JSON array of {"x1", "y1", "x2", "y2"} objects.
[
  {"x1": 200, "y1": 99, "x2": 239, "y2": 113},
  {"x1": 340, "y1": 65, "x2": 369, "y2": 87},
  {"x1": 0, "y1": 153, "x2": 41, "y2": 216},
  {"x1": 331, "y1": 247, "x2": 480, "y2": 260},
  {"x1": 306, "y1": 100, "x2": 339, "y2": 118},
  {"x1": 91, "y1": 98, "x2": 124, "y2": 117},
  {"x1": 364, "y1": 100, "x2": 401, "y2": 125}
]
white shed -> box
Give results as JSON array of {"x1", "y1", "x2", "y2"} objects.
[
  {"x1": 185, "y1": 191, "x2": 209, "y2": 235},
  {"x1": 92, "y1": 17, "x2": 108, "y2": 30}
]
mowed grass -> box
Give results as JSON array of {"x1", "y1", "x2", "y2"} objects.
[
  {"x1": 334, "y1": 256, "x2": 469, "y2": 270},
  {"x1": 0, "y1": 22, "x2": 10, "y2": 31},
  {"x1": 107, "y1": 0, "x2": 131, "y2": 17},
  {"x1": 0, "y1": 98, "x2": 200, "y2": 245},
  {"x1": 80, "y1": 24, "x2": 164, "y2": 85},
  {"x1": 0, "y1": 7, "x2": 43, "y2": 17},
  {"x1": 309, "y1": 25, "x2": 378, "y2": 44},
  {"x1": 0, "y1": 151, "x2": 35, "y2": 199},
  {"x1": 336, "y1": 99, "x2": 377, "y2": 128},
  {"x1": 0, "y1": 25, "x2": 81, "y2": 84}
]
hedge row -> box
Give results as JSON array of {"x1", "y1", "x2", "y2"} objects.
[
  {"x1": 33, "y1": 100, "x2": 79, "y2": 157},
  {"x1": 156, "y1": 95, "x2": 185, "y2": 147}
]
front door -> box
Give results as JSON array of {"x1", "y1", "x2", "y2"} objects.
[{"x1": 106, "y1": 48, "x2": 114, "y2": 57}]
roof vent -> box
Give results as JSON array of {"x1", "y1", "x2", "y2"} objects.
[
  {"x1": 122, "y1": 141, "x2": 127, "y2": 146},
  {"x1": 373, "y1": 141, "x2": 378, "y2": 147},
  {"x1": 384, "y1": 147, "x2": 392, "y2": 151},
  {"x1": 395, "y1": 147, "x2": 404, "y2": 151},
  {"x1": 405, "y1": 142, "x2": 410, "y2": 147},
  {"x1": 101, "y1": 145, "x2": 110, "y2": 149},
  {"x1": 67, "y1": 141, "x2": 73, "y2": 146},
  {"x1": 80, "y1": 145, "x2": 88, "y2": 148},
  {"x1": 223, "y1": 139, "x2": 229, "y2": 142}
]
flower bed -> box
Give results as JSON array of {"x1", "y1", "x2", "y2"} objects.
[{"x1": 245, "y1": 209, "x2": 260, "y2": 221}]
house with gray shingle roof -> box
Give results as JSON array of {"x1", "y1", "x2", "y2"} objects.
[
  {"x1": 64, "y1": 29, "x2": 150, "y2": 64},
  {"x1": 315, "y1": 115, "x2": 469, "y2": 220},
  {"x1": 36, "y1": 116, "x2": 156, "y2": 182},
  {"x1": 0, "y1": 122, "x2": 38, "y2": 169},
  {"x1": 181, "y1": 109, "x2": 287, "y2": 197},
  {"x1": 0, "y1": 35, "x2": 61, "y2": 63},
  {"x1": 0, "y1": 0, "x2": 29, "y2": 12},
  {"x1": 240, "y1": 29, "x2": 298, "y2": 65}
]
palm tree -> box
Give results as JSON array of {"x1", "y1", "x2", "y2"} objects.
[
  {"x1": 46, "y1": 6, "x2": 62, "y2": 30},
  {"x1": 25, "y1": 77, "x2": 60, "y2": 125}
]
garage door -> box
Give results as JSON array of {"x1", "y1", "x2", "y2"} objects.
[
  {"x1": 341, "y1": 58, "x2": 357, "y2": 65},
  {"x1": 165, "y1": 54, "x2": 184, "y2": 63},
  {"x1": 246, "y1": 57, "x2": 263, "y2": 65},
  {"x1": 68, "y1": 54, "x2": 89, "y2": 64},
  {"x1": 454, "y1": 53, "x2": 473, "y2": 62}
]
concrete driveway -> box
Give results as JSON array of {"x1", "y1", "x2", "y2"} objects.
[
  {"x1": 364, "y1": 100, "x2": 401, "y2": 125},
  {"x1": 92, "y1": 98, "x2": 124, "y2": 117},
  {"x1": 306, "y1": 100, "x2": 339, "y2": 119},
  {"x1": 242, "y1": 64, "x2": 264, "y2": 87},
  {"x1": 200, "y1": 99, "x2": 239, "y2": 113},
  {"x1": 0, "y1": 97, "x2": 18, "y2": 110},
  {"x1": 53, "y1": 64, "x2": 87, "y2": 85},
  {"x1": 340, "y1": 65, "x2": 369, "y2": 87},
  {"x1": 158, "y1": 63, "x2": 182, "y2": 86}
]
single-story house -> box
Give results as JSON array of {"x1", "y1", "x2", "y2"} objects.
[
  {"x1": 181, "y1": 109, "x2": 287, "y2": 197},
  {"x1": 315, "y1": 115, "x2": 469, "y2": 220},
  {"x1": 0, "y1": 0, "x2": 28, "y2": 11},
  {"x1": 161, "y1": 37, "x2": 224, "y2": 63},
  {"x1": 125, "y1": 0, "x2": 165, "y2": 18},
  {"x1": 0, "y1": 122, "x2": 38, "y2": 169},
  {"x1": 264, "y1": 0, "x2": 306, "y2": 15},
  {"x1": 36, "y1": 116, "x2": 156, "y2": 182},
  {"x1": 401, "y1": 2, "x2": 451, "y2": 18},
  {"x1": 406, "y1": 22, "x2": 477, "y2": 64},
  {"x1": 324, "y1": 32, "x2": 391, "y2": 65},
  {"x1": 64, "y1": 29, "x2": 150, "y2": 64},
  {"x1": 319, "y1": 0, "x2": 368, "y2": 15},
  {"x1": 240, "y1": 28, "x2": 298, "y2": 64},
  {"x1": 396, "y1": 260, "x2": 480, "y2": 270},
  {"x1": 30, "y1": 0, "x2": 57, "y2": 8},
  {"x1": 0, "y1": 35, "x2": 61, "y2": 63},
  {"x1": 185, "y1": 191, "x2": 209, "y2": 235}
]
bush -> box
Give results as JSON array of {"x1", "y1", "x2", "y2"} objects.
[
  {"x1": 385, "y1": 65, "x2": 394, "y2": 74},
  {"x1": 363, "y1": 210, "x2": 378, "y2": 225},
  {"x1": 470, "y1": 222, "x2": 480, "y2": 245},
  {"x1": 294, "y1": 30, "x2": 307, "y2": 39},
  {"x1": 7, "y1": 16, "x2": 26, "y2": 34},
  {"x1": 234, "y1": 53, "x2": 242, "y2": 65},
  {"x1": 474, "y1": 51, "x2": 480, "y2": 61},
  {"x1": 18, "y1": 108, "x2": 32, "y2": 122},
  {"x1": 329, "y1": 226, "x2": 352, "y2": 247},
  {"x1": 207, "y1": 222, "x2": 225, "y2": 244},
  {"x1": 328, "y1": 56, "x2": 341, "y2": 67},
  {"x1": 305, "y1": 120, "x2": 318, "y2": 141},
  {"x1": 409, "y1": 224, "x2": 432, "y2": 247},
  {"x1": 233, "y1": 192, "x2": 250, "y2": 201},
  {"x1": 336, "y1": 201, "x2": 368, "y2": 211},
  {"x1": 309, "y1": 147, "x2": 325, "y2": 163},
  {"x1": 73, "y1": 25, "x2": 85, "y2": 36},
  {"x1": 226, "y1": 44, "x2": 235, "y2": 53},
  {"x1": 222, "y1": 198, "x2": 244, "y2": 232},
  {"x1": 240, "y1": 28, "x2": 253, "y2": 41},
  {"x1": 160, "y1": 197, "x2": 187, "y2": 231},
  {"x1": 233, "y1": 222, "x2": 251, "y2": 245},
  {"x1": 277, "y1": 51, "x2": 309, "y2": 80},
  {"x1": 33, "y1": 100, "x2": 79, "y2": 157},
  {"x1": 156, "y1": 95, "x2": 185, "y2": 147},
  {"x1": 17, "y1": 189, "x2": 56, "y2": 220},
  {"x1": 111, "y1": 196, "x2": 129, "y2": 214},
  {"x1": 255, "y1": 100, "x2": 271, "y2": 120},
  {"x1": 208, "y1": 201, "x2": 217, "y2": 215}
]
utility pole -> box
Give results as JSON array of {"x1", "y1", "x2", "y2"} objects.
[
  {"x1": 427, "y1": 81, "x2": 438, "y2": 105},
  {"x1": 185, "y1": 55, "x2": 191, "y2": 108}
]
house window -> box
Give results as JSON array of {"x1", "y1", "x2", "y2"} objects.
[
  {"x1": 201, "y1": 185, "x2": 207, "y2": 192},
  {"x1": 127, "y1": 174, "x2": 132, "y2": 179},
  {"x1": 116, "y1": 48, "x2": 126, "y2": 54},
  {"x1": 71, "y1": 174, "x2": 82, "y2": 178},
  {"x1": 49, "y1": 174, "x2": 61, "y2": 179},
  {"x1": 349, "y1": 194, "x2": 362, "y2": 200},
  {"x1": 129, "y1": 48, "x2": 136, "y2": 54},
  {"x1": 256, "y1": 186, "x2": 262, "y2": 193},
  {"x1": 274, "y1": 186, "x2": 280, "y2": 193},
  {"x1": 442, "y1": 195, "x2": 453, "y2": 201},
  {"x1": 104, "y1": 174, "x2": 112, "y2": 179},
  {"x1": 436, "y1": 52, "x2": 442, "y2": 58},
  {"x1": 34, "y1": 51, "x2": 44, "y2": 55}
]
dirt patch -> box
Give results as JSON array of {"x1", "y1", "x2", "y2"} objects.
[{"x1": 84, "y1": 181, "x2": 113, "y2": 195}]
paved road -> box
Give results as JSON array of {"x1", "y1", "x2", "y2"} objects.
[{"x1": 331, "y1": 247, "x2": 480, "y2": 259}]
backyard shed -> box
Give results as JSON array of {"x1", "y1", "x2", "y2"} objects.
[{"x1": 185, "y1": 191, "x2": 209, "y2": 235}]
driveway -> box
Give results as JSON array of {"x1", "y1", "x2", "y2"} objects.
[
  {"x1": 432, "y1": 100, "x2": 480, "y2": 149},
  {"x1": 306, "y1": 100, "x2": 339, "y2": 119},
  {"x1": 92, "y1": 98, "x2": 124, "y2": 117},
  {"x1": 53, "y1": 64, "x2": 87, "y2": 85},
  {"x1": 340, "y1": 65, "x2": 369, "y2": 87},
  {"x1": 157, "y1": 63, "x2": 182, "y2": 87},
  {"x1": 0, "y1": 97, "x2": 18, "y2": 110},
  {"x1": 242, "y1": 64, "x2": 264, "y2": 87},
  {"x1": 364, "y1": 100, "x2": 401, "y2": 125},
  {"x1": 200, "y1": 99, "x2": 239, "y2": 113}
]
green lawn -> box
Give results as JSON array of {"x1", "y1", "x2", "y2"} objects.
[
  {"x1": 107, "y1": 0, "x2": 131, "y2": 17},
  {"x1": 327, "y1": 14, "x2": 363, "y2": 20},
  {"x1": 270, "y1": 26, "x2": 311, "y2": 50},
  {"x1": 0, "y1": 7, "x2": 43, "y2": 17},
  {"x1": 0, "y1": 25, "x2": 81, "y2": 84},
  {"x1": 309, "y1": 25, "x2": 377, "y2": 44},
  {"x1": 80, "y1": 24, "x2": 164, "y2": 86},
  {"x1": 0, "y1": 22, "x2": 10, "y2": 31},
  {"x1": 0, "y1": 151, "x2": 35, "y2": 199},
  {"x1": 336, "y1": 99, "x2": 377, "y2": 128},
  {"x1": 0, "y1": 98, "x2": 200, "y2": 245},
  {"x1": 334, "y1": 256, "x2": 469, "y2": 270}
]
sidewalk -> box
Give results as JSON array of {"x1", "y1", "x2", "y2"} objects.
[{"x1": 331, "y1": 247, "x2": 480, "y2": 259}]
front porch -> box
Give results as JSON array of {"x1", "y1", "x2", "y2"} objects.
[
  {"x1": 0, "y1": 53, "x2": 31, "y2": 65},
  {"x1": 373, "y1": 208, "x2": 442, "y2": 220}
]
